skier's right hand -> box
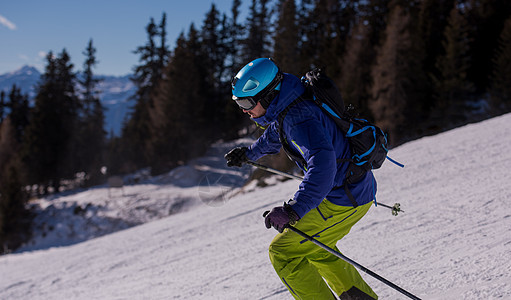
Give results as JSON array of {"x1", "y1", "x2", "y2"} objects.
[
  {"x1": 224, "y1": 147, "x2": 248, "y2": 167},
  {"x1": 263, "y1": 203, "x2": 300, "y2": 233}
]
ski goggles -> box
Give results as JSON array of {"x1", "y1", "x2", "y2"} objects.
[
  {"x1": 232, "y1": 72, "x2": 283, "y2": 111},
  {"x1": 232, "y1": 95, "x2": 259, "y2": 111}
]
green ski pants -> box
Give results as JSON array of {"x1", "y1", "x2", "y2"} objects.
[{"x1": 269, "y1": 200, "x2": 377, "y2": 300}]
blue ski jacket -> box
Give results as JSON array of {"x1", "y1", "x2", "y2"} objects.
[{"x1": 246, "y1": 73, "x2": 376, "y2": 218}]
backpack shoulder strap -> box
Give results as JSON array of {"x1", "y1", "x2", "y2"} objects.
[
  {"x1": 277, "y1": 95, "x2": 307, "y2": 125},
  {"x1": 277, "y1": 96, "x2": 308, "y2": 168}
]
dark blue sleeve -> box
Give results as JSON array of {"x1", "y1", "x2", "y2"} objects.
[
  {"x1": 246, "y1": 122, "x2": 282, "y2": 161},
  {"x1": 287, "y1": 119, "x2": 338, "y2": 218}
]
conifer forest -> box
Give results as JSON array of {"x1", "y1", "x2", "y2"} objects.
[{"x1": 0, "y1": 0, "x2": 510, "y2": 251}]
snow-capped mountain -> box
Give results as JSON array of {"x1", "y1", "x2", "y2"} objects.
[
  {"x1": 0, "y1": 65, "x2": 136, "y2": 136},
  {"x1": 95, "y1": 74, "x2": 136, "y2": 136},
  {"x1": 0, "y1": 65, "x2": 40, "y2": 99}
]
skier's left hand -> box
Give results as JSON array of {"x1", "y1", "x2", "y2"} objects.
[
  {"x1": 224, "y1": 147, "x2": 248, "y2": 167},
  {"x1": 263, "y1": 203, "x2": 300, "y2": 233}
]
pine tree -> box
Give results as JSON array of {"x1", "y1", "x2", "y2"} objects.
[
  {"x1": 223, "y1": 0, "x2": 248, "y2": 138},
  {"x1": 490, "y1": 16, "x2": 511, "y2": 114},
  {"x1": 200, "y1": 4, "x2": 225, "y2": 106},
  {"x1": 200, "y1": 4, "x2": 238, "y2": 137},
  {"x1": 6, "y1": 85, "x2": 29, "y2": 144},
  {"x1": 23, "y1": 52, "x2": 57, "y2": 192},
  {"x1": 81, "y1": 39, "x2": 101, "y2": 114},
  {"x1": 150, "y1": 26, "x2": 209, "y2": 172},
  {"x1": 0, "y1": 117, "x2": 30, "y2": 253},
  {"x1": 79, "y1": 39, "x2": 106, "y2": 185},
  {"x1": 158, "y1": 13, "x2": 169, "y2": 74},
  {"x1": 339, "y1": 19, "x2": 375, "y2": 119},
  {"x1": 418, "y1": 0, "x2": 455, "y2": 78},
  {"x1": 370, "y1": 4, "x2": 429, "y2": 145},
  {"x1": 417, "y1": 0, "x2": 456, "y2": 116},
  {"x1": 202, "y1": 4, "x2": 224, "y2": 84},
  {"x1": 297, "y1": 0, "x2": 357, "y2": 77},
  {"x1": 123, "y1": 16, "x2": 166, "y2": 170},
  {"x1": 273, "y1": 0, "x2": 300, "y2": 75},
  {"x1": 22, "y1": 50, "x2": 80, "y2": 193},
  {"x1": 433, "y1": 4, "x2": 475, "y2": 129},
  {"x1": 243, "y1": 0, "x2": 272, "y2": 61},
  {"x1": 226, "y1": 0, "x2": 245, "y2": 74},
  {"x1": 55, "y1": 49, "x2": 82, "y2": 182},
  {"x1": 132, "y1": 17, "x2": 160, "y2": 89},
  {"x1": 359, "y1": 0, "x2": 390, "y2": 46},
  {"x1": 299, "y1": 0, "x2": 329, "y2": 70},
  {"x1": 466, "y1": 0, "x2": 511, "y2": 93}
]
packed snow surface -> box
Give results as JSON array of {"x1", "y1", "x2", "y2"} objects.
[{"x1": 1, "y1": 115, "x2": 510, "y2": 299}]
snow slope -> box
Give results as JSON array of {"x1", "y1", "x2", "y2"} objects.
[
  {"x1": 15, "y1": 138, "x2": 255, "y2": 252},
  {"x1": 1, "y1": 114, "x2": 511, "y2": 299}
]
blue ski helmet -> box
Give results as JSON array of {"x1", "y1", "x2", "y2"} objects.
[{"x1": 231, "y1": 58, "x2": 283, "y2": 110}]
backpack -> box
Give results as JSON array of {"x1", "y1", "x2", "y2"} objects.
[{"x1": 278, "y1": 68, "x2": 401, "y2": 207}]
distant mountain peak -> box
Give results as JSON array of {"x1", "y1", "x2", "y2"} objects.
[{"x1": 7, "y1": 65, "x2": 41, "y2": 77}]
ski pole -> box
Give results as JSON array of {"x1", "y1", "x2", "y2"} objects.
[
  {"x1": 287, "y1": 225, "x2": 422, "y2": 300},
  {"x1": 377, "y1": 202, "x2": 403, "y2": 216},
  {"x1": 247, "y1": 160, "x2": 304, "y2": 181},
  {"x1": 246, "y1": 160, "x2": 402, "y2": 215}
]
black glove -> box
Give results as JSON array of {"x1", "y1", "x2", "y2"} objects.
[
  {"x1": 263, "y1": 202, "x2": 300, "y2": 233},
  {"x1": 224, "y1": 147, "x2": 248, "y2": 167}
]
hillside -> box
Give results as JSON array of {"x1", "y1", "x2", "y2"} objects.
[{"x1": 0, "y1": 114, "x2": 510, "y2": 299}]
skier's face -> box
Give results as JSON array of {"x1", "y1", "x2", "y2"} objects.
[{"x1": 243, "y1": 101, "x2": 266, "y2": 118}]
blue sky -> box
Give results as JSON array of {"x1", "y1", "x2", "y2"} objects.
[{"x1": 0, "y1": 0, "x2": 246, "y2": 76}]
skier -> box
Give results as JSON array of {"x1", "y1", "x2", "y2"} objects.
[{"x1": 225, "y1": 58, "x2": 378, "y2": 300}]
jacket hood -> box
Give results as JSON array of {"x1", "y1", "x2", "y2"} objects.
[{"x1": 252, "y1": 73, "x2": 305, "y2": 126}]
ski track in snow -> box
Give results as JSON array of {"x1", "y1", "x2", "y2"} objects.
[{"x1": 1, "y1": 115, "x2": 510, "y2": 299}]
